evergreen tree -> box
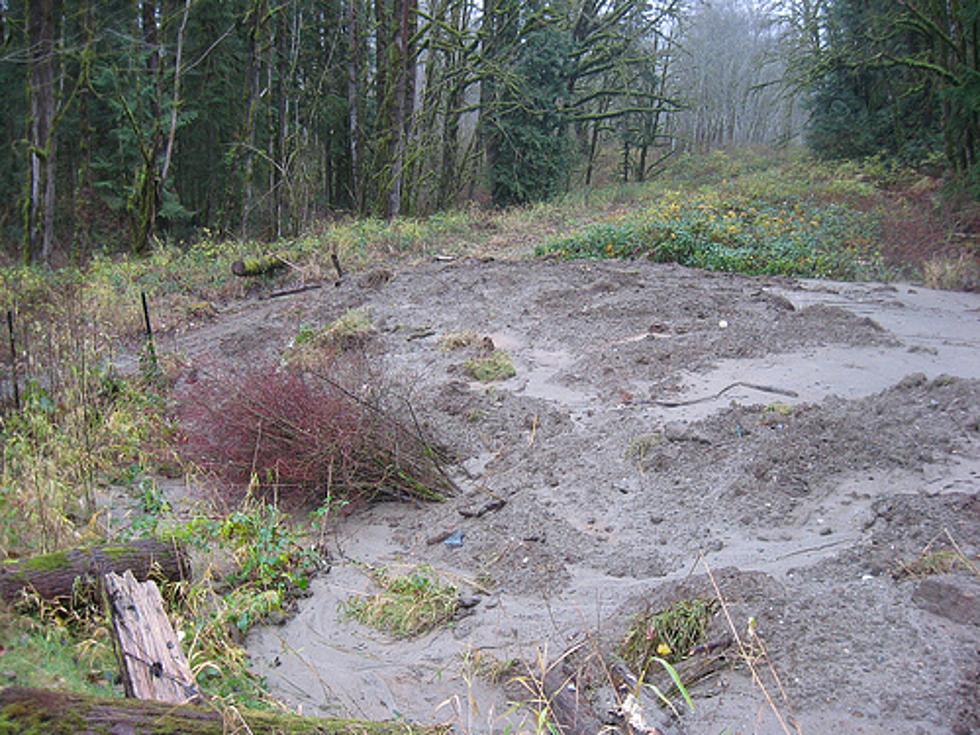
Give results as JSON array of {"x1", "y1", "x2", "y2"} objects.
[
  {"x1": 490, "y1": 25, "x2": 577, "y2": 206},
  {"x1": 803, "y1": 0, "x2": 977, "y2": 179}
]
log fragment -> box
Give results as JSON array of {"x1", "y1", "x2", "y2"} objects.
[
  {"x1": 541, "y1": 665, "x2": 604, "y2": 735},
  {"x1": 231, "y1": 250, "x2": 300, "y2": 277},
  {"x1": 0, "y1": 687, "x2": 451, "y2": 734},
  {"x1": 0, "y1": 537, "x2": 189, "y2": 604},
  {"x1": 105, "y1": 570, "x2": 197, "y2": 704}
]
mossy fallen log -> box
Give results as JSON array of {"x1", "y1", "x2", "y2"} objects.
[
  {"x1": 231, "y1": 250, "x2": 300, "y2": 277},
  {"x1": 0, "y1": 538, "x2": 189, "y2": 604},
  {"x1": 0, "y1": 687, "x2": 450, "y2": 735}
]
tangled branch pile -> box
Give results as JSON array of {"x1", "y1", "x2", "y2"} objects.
[{"x1": 178, "y1": 361, "x2": 453, "y2": 506}]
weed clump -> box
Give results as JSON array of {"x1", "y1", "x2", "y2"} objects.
[
  {"x1": 439, "y1": 331, "x2": 479, "y2": 351},
  {"x1": 321, "y1": 308, "x2": 375, "y2": 349},
  {"x1": 460, "y1": 646, "x2": 521, "y2": 684},
  {"x1": 0, "y1": 326, "x2": 172, "y2": 555},
  {"x1": 618, "y1": 598, "x2": 719, "y2": 669},
  {"x1": 893, "y1": 550, "x2": 973, "y2": 578},
  {"x1": 282, "y1": 309, "x2": 375, "y2": 370},
  {"x1": 625, "y1": 432, "x2": 664, "y2": 470},
  {"x1": 177, "y1": 360, "x2": 453, "y2": 506},
  {"x1": 922, "y1": 252, "x2": 979, "y2": 291},
  {"x1": 464, "y1": 350, "x2": 516, "y2": 382},
  {"x1": 343, "y1": 565, "x2": 458, "y2": 637},
  {"x1": 892, "y1": 529, "x2": 979, "y2": 581}
]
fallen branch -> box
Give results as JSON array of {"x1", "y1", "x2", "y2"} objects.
[
  {"x1": 265, "y1": 282, "x2": 325, "y2": 299},
  {"x1": 641, "y1": 381, "x2": 799, "y2": 408},
  {"x1": 458, "y1": 498, "x2": 506, "y2": 518}
]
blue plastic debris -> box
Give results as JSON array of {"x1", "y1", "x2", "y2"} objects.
[{"x1": 444, "y1": 530, "x2": 465, "y2": 548}]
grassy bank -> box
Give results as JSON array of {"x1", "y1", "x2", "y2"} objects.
[{"x1": 1, "y1": 148, "x2": 975, "y2": 340}]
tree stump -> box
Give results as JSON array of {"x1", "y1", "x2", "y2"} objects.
[
  {"x1": 105, "y1": 570, "x2": 197, "y2": 704},
  {"x1": 0, "y1": 537, "x2": 189, "y2": 604}
]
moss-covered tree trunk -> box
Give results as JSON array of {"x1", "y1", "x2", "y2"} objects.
[
  {"x1": 348, "y1": 0, "x2": 366, "y2": 214},
  {"x1": 0, "y1": 687, "x2": 450, "y2": 735},
  {"x1": 237, "y1": 0, "x2": 270, "y2": 241},
  {"x1": 0, "y1": 538, "x2": 189, "y2": 604},
  {"x1": 24, "y1": 0, "x2": 57, "y2": 264}
]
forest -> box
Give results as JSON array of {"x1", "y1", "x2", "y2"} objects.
[{"x1": 0, "y1": 0, "x2": 977, "y2": 264}]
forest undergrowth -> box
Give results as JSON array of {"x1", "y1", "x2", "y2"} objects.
[{"x1": 0, "y1": 148, "x2": 975, "y2": 718}]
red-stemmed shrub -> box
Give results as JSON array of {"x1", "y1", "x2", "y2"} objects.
[{"x1": 177, "y1": 357, "x2": 453, "y2": 507}]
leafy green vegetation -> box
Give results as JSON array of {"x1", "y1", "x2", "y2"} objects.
[
  {"x1": 538, "y1": 188, "x2": 890, "y2": 280},
  {"x1": 535, "y1": 149, "x2": 978, "y2": 283},
  {"x1": 1, "y1": 498, "x2": 321, "y2": 709},
  {"x1": 163, "y1": 502, "x2": 323, "y2": 706}
]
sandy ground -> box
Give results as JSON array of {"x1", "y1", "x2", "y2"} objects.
[{"x1": 165, "y1": 257, "x2": 979, "y2": 735}]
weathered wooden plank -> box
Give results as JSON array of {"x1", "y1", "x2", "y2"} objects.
[{"x1": 105, "y1": 570, "x2": 197, "y2": 704}]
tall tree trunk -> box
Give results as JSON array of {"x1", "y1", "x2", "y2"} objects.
[
  {"x1": 584, "y1": 93, "x2": 611, "y2": 186},
  {"x1": 585, "y1": 119, "x2": 600, "y2": 186},
  {"x1": 477, "y1": 0, "x2": 499, "y2": 190},
  {"x1": 131, "y1": 0, "x2": 163, "y2": 254},
  {"x1": 396, "y1": 0, "x2": 417, "y2": 216},
  {"x1": 372, "y1": 0, "x2": 416, "y2": 219},
  {"x1": 160, "y1": 0, "x2": 191, "y2": 193},
  {"x1": 348, "y1": 0, "x2": 365, "y2": 212},
  {"x1": 239, "y1": 0, "x2": 269, "y2": 240},
  {"x1": 73, "y1": 0, "x2": 96, "y2": 258},
  {"x1": 25, "y1": 0, "x2": 58, "y2": 264},
  {"x1": 372, "y1": 0, "x2": 393, "y2": 217},
  {"x1": 385, "y1": 0, "x2": 416, "y2": 218},
  {"x1": 274, "y1": 6, "x2": 288, "y2": 238}
]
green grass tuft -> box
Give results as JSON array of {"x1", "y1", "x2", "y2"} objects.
[
  {"x1": 343, "y1": 565, "x2": 458, "y2": 637},
  {"x1": 464, "y1": 351, "x2": 516, "y2": 382}
]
